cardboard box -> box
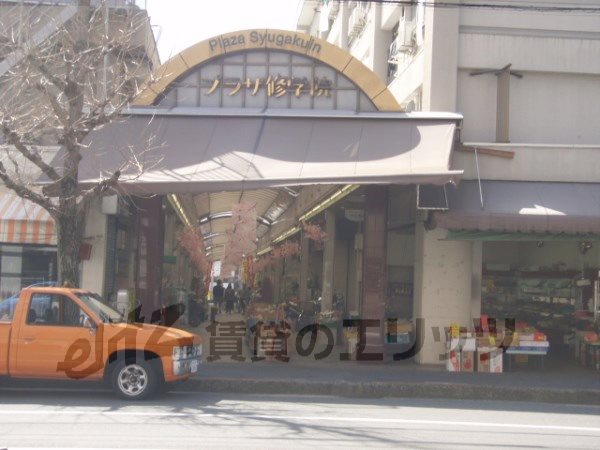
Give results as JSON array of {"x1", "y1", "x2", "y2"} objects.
[
  {"x1": 446, "y1": 349, "x2": 461, "y2": 372},
  {"x1": 478, "y1": 347, "x2": 503, "y2": 373},
  {"x1": 477, "y1": 348, "x2": 491, "y2": 372},
  {"x1": 460, "y1": 351, "x2": 475, "y2": 372},
  {"x1": 490, "y1": 348, "x2": 503, "y2": 373},
  {"x1": 446, "y1": 338, "x2": 461, "y2": 372}
]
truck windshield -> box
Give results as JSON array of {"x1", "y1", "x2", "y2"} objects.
[{"x1": 77, "y1": 293, "x2": 124, "y2": 324}]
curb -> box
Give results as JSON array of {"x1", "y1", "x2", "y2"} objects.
[{"x1": 185, "y1": 377, "x2": 600, "y2": 405}]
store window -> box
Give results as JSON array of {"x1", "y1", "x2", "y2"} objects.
[
  {"x1": 0, "y1": 245, "x2": 57, "y2": 299},
  {"x1": 481, "y1": 240, "x2": 599, "y2": 367},
  {"x1": 103, "y1": 198, "x2": 137, "y2": 305}
]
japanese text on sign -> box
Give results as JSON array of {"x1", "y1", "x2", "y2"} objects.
[{"x1": 204, "y1": 76, "x2": 333, "y2": 98}]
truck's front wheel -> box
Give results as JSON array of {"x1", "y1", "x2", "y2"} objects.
[{"x1": 110, "y1": 359, "x2": 161, "y2": 400}]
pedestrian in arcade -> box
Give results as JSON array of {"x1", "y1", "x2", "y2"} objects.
[
  {"x1": 212, "y1": 279, "x2": 224, "y2": 314},
  {"x1": 224, "y1": 284, "x2": 236, "y2": 315}
]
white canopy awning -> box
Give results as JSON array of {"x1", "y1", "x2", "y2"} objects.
[
  {"x1": 72, "y1": 109, "x2": 462, "y2": 194},
  {"x1": 435, "y1": 181, "x2": 600, "y2": 234}
]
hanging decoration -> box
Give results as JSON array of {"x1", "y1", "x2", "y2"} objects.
[
  {"x1": 249, "y1": 240, "x2": 300, "y2": 279},
  {"x1": 221, "y1": 202, "x2": 258, "y2": 274},
  {"x1": 251, "y1": 254, "x2": 272, "y2": 275},
  {"x1": 272, "y1": 241, "x2": 300, "y2": 259},
  {"x1": 302, "y1": 221, "x2": 327, "y2": 242},
  {"x1": 178, "y1": 226, "x2": 211, "y2": 279}
]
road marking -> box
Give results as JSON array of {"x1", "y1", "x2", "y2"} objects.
[
  {"x1": 0, "y1": 410, "x2": 598, "y2": 433},
  {"x1": 2, "y1": 448, "x2": 155, "y2": 450}
]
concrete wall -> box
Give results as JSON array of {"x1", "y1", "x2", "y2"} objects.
[
  {"x1": 452, "y1": 144, "x2": 600, "y2": 183},
  {"x1": 422, "y1": 4, "x2": 460, "y2": 111},
  {"x1": 456, "y1": 6, "x2": 600, "y2": 145},
  {"x1": 413, "y1": 223, "x2": 475, "y2": 365},
  {"x1": 458, "y1": 69, "x2": 600, "y2": 144}
]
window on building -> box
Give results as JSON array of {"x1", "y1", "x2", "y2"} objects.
[{"x1": 0, "y1": 245, "x2": 57, "y2": 301}]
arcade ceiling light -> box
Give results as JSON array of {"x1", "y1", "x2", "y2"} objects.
[
  {"x1": 272, "y1": 225, "x2": 301, "y2": 244},
  {"x1": 256, "y1": 246, "x2": 273, "y2": 257},
  {"x1": 298, "y1": 184, "x2": 359, "y2": 222},
  {"x1": 198, "y1": 212, "x2": 271, "y2": 227},
  {"x1": 167, "y1": 194, "x2": 192, "y2": 228},
  {"x1": 265, "y1": 185, "x2": 359, "y2": 250}
]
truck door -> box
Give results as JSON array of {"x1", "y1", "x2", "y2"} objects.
[
  {"x1": 14, "y1": 293, "x2": 102, "y2": 379},
  {"x1": 0, "y1": 297, "x2": 16, "y2": 375}
]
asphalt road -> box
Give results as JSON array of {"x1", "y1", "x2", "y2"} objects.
[{"x1": 0, "y1": 386, "x2": 599, "y2": 449}]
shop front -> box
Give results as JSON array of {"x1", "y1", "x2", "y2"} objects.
[{"x1": 435, "y1": 180, "x2": 600, "y2": 373}]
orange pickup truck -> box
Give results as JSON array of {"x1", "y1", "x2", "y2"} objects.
[{"x1": 0, "y1": 287, "x2": 202, "y2": 400}]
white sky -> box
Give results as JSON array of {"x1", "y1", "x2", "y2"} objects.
[{"x1": 142, "y1": 0, "x2": 304, "y2": 63}]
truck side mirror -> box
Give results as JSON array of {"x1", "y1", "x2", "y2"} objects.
[{"x1": 82, "y1": 315, "x2": 96, "y2": 334}]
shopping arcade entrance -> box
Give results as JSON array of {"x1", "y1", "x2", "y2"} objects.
[
  {"x1": 78, "y1": 108, "x2": 461, "y2": 358},
  {"x1": 73, "y1": 29, "x2": 463, "y2": 358}
]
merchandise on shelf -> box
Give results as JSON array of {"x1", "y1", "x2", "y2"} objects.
[
  {"x1": 444, "y1": 318, "x2": 551, "y2": 372},
  {"x1": 477, "y1": 347, "x2": 503, "y2": 373},
  {"x1": 482, "y1": 270, "x2": 578, "y2": 335}
]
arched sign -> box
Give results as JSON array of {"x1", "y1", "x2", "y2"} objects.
[{"x1": 134, "y1": 29, "x2": 401, "y2": 112}]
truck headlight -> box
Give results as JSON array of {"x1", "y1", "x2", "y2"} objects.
[
  {"x1": 173, "y1": 346, "x2": 185, "y2": 361},
  {"x1": 173, "y1": 345, "x2": 201, "y2": 360}
]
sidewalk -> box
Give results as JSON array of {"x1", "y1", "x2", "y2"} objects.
[
  {"x1": 176, "y1": 313, "x2": 600, "y2": 405},
  {"x1": 186, "y1": 358, "x2": 600, "y2": 405}
]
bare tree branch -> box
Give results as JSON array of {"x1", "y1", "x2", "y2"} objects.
[
  {"x1": 0, "y1": 160, "x2": 56, "y2": 214},
  {"x1": 33, "y1": 82, "x2": 69, "y2": 127},
  {"x1": 77, "y1": 169, "x2": 121, "y2": 214},
  {"x1": 0, "y1": 121, "x2": 61, "y2": 181},
  {"x1": 25, "y1": 53, "x2": 68, "y2": 93}
]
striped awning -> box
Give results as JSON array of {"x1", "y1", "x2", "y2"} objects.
[{"x1": 0, "y1": 193, "x2": 56, "y2": 245}]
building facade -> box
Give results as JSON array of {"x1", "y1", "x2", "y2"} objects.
[{"x1": 297, "y1": 0, "x2": 600, "y2": 364}]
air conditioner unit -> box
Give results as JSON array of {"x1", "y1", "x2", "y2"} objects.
[
  {"x1": 389, "y1": 19, "x2": 416, "y2": 59},
  {"x1": 349, "y1": 7, "x2": 366, "y2": 37}
]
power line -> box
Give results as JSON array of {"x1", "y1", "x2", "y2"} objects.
[{"x1": 332, "y1": 0, "x2": 600, "y2": 14}]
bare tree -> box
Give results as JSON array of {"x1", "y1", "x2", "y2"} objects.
[{"x1": 0, "y1": 0, "x2": 158, "y2": 286}]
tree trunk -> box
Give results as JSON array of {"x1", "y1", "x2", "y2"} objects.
[
  {"x1": 55, "y1": 205, "x2": 84, "y2": 287},
  {"x1": 54, "y1": 0, "x2": 89, "y2": 287}
]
